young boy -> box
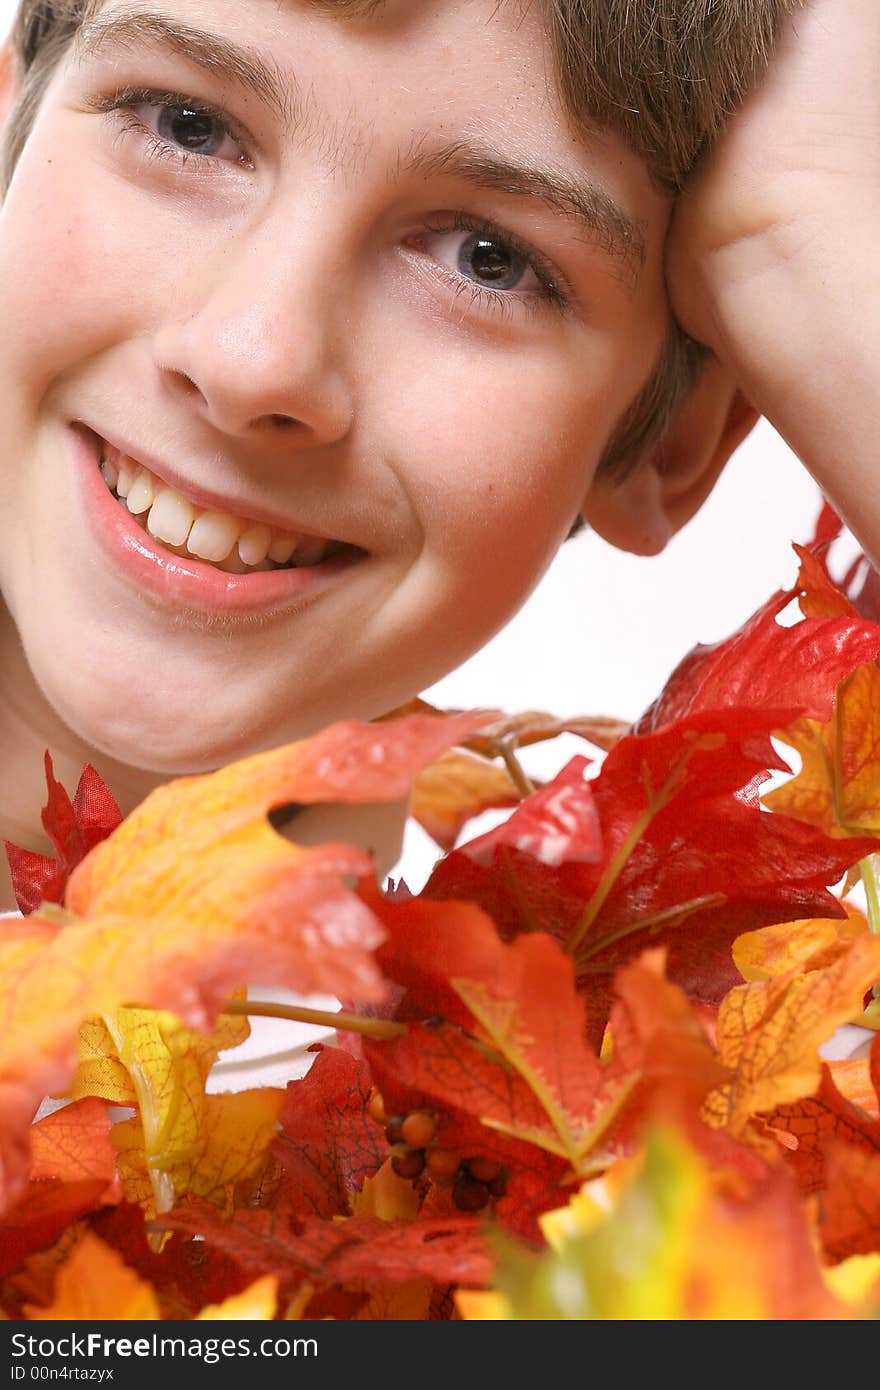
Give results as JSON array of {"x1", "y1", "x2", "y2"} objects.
[{"x1": 0, "y1": 0, "x2": 868, "y2": 915}]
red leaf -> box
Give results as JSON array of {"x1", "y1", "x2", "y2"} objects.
[
  {"x1": 4, "y1": 753, "x2": 122, "y2": 914},
  {"x1": 426, "y1": 713, "x2": 872, "y2": 1042},
  {"x1": 163, "y1": 1200, "x2": 493, "y2": 1290},
  {"x1": 270, "y1": 1048, "x2": 387, "y2": 1218},
  {"x1": 459, "y1": 757, "x2": 602, "y2": 867},
  {"x1": 0, "y1": 1179, "x2": 109, "y2": 1279},
  {"x1": 633, "y1": 554, "x2": 880, "y2": 733}
]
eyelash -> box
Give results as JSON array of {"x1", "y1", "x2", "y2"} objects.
[
  {"x1": 86, "y1": 85, "x2": 252, "y2": 171},
  {"x1": 87, "y1": 87, "x2": 570, "y2": 320},
  {"x1": 421, "y1": 214, "x2": 567, "y2": 318}
]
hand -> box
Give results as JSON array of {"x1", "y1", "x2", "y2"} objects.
[
  {"x1": 666, "y1": 0, "x2": 880, "y2": 565},
  {"x1": 668, "y1": 0, "x2": 880, "y2": 358}
]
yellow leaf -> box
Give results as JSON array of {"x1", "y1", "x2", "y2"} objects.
[
  {"x1": 454, "y1": 1290, "x2": 512, "y2": 1320},
  {"x1": 350, "y1": 1158, "x2": 420, "y2": 1221},
  {"x1": 766, "y1": 665, "x2": 880, "y2": 835},
  {"x1": 112, "y1": 1087, "x2": 286, "y2": 1218},
  {"x1": 705, "y1": 936, "x2": 880, "y2": 1136},
  {"x1": 198, "y1": 1276, "x2": 278, "y2": 1321}
]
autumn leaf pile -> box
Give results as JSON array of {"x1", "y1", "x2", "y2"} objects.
[{"x1": 3, "y1": 511, "x2": 880, "y2": 1321}]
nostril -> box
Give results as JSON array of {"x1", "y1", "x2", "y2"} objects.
[{"x1": 268, "y1": 413, "x2": 296, "y2": 428}]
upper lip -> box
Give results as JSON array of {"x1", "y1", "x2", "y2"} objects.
[{"x1": 88, "y1": 425, "x2": 353, "y2": 546}]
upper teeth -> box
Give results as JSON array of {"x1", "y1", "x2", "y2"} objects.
[{"x1": 100, "y1": 445, "x2": 334, "y2": 570}]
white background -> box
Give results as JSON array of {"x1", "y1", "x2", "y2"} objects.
[{"x1": 0, "y1": 2, "x2": 827, "y2": 885}]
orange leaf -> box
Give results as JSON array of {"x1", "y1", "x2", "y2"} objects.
[
  {"x1": 410, "y1": 748, "x2": 521, "y2": 850},
  {"x1": 705, "y1": 936, "x2": 880, "y2": 1137},
  {"x1": 0, "y1": 712, "x2": 487, "y2": 1214},
  {"x1": 23, "y1": 1231, "x2": 160, "y2": 1320},
  {"x1": 382, "y1": 697, "x2": 627, "y2": 756},
  {"x1": 822, "y1": 1140, "x2": 880, "y2": 1260},
  {"x1": 29, "y1": 1098, "x2": 119, "y2": 1200},
  {"x1": 732, "y1": 908, "x2": 871, "y2": 983}
]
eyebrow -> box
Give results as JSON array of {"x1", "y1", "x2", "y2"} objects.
[
  {"x1": 399, "y1": 140, "x2": 646, "y2": 276},
  {"x1": 76, "y1": 10, "x2": 646, "y2": 276}
]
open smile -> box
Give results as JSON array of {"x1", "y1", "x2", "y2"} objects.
[
  {"x1": 71, "y1": 424, "x2": 367, "y2": 616},
  {"x1": 99, "y1": 441, "x2": 357, "y2": 575}
]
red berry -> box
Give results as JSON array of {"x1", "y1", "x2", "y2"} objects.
[
  {"x1": 385, "y1": 1115, "x2": 405, "y2": 1145},
  {"x1": 453, "y1": 1177, "x2": 490, "y2": 1213},
  {"x1": 367, "y1": 1088, "x2": 386, "y2": 1126},
  {"x1": 391, "y1": 1148, "x2": 426, "y2": 1181},
  {"x1": 467, "y1": 1157, "x2": 501, "y2": 1184},
  {"x1": 401, "y1": 1110, "x2": 436, "y2": 1149},
  {"x1": 425, "y1": 1148, "x2": 462, "y2": 1184}
]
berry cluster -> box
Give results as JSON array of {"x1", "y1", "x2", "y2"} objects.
[{"x1": 368, "y1": 1087, "x2": 507, "y2": 1213}]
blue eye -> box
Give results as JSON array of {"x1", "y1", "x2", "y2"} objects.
[
  {"x1": 155, "y1": 104, "x2": 229, "y2": 157},
  {"x1": 458, "y1": 234, "x2": 531, "y2": 290}
]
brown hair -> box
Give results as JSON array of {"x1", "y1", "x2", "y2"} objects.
[{"x1": 0, "y1": 0, "x2": 798, "y2": 501}]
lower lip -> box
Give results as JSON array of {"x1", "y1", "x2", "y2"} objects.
[{"x1": 71, "y1": 424, "x2": 364, "y2": 615}]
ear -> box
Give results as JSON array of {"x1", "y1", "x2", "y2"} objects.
[{"x1": 580, "y1": 358, "x2": 760, "y2": 556}]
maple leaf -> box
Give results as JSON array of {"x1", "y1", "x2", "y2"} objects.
[
  {"x1": 164, "y1": 1198, "x2": 493, "y2": 1292},
  {"x1": 88, "y1": 1202, "x2": 255, "y2": 1320},
  {"x1": 426, "y1": 715, "x2": 875, "y2": 1043},
  {"x1": 68, "y1": 1006, "x2": 249, "y2": 1108},
  {"x1": 821, "y1": 1139, "x2": 880, "y2": 1261},
  {"x1": 21, "y1": 1230, "x2": 278, "y2": 1321},
  {"x1": 474, "y1": 1126, "x2": 853, "y2": 1320},
  {"x1": 0, "y1": 712, "x2": 489, "y2": 1215},
  {"x1": 23, "y1": 1230, "x2": 160, "y2": 1320},
  {"x1": 362, "y1": 909, "x2": 665, "y2": 1237},
  {"x1": 4, "y1": 753, "x2": 122, "y2": 915},
  {"x1": 764, "y1": 662, "x2": 880, "y2": 838},
  {"x1": 28, "y1": 1097, "x2": 120, "y2": 1200},
  {"x1": 409, "y1": 747, "x2": 523, "y2": 852},
  {"x1": 703, "y1": 935, "x2": 880, "y2": 1140},
  {"x1": 732, "y1": 908, "x2": 872, "y2": 983},
  {"x1": 112, "y1": 1087, "x2": 286, "y2": 1220},
  {"x1": 384, "y1": 696, "x2": 628, "y2": 756},
  {"x1": 268, "y1": 1047, "x2": 387, "y2": 1219},
  {"x1": 766, "y1": 1061, "x2": 880, "y2": 1194},
  {"x1": 633, "y1": 543, "x2": 880, "y2": 733},
  {"x1": 0, "y1": 1179, "x2": 109, "y2": 1284},
  {"x1": 69, "y1": 1005, "x2": 258, "y2": 1218}
]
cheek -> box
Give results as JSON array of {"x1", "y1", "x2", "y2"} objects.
[
  {"x1": 382, "y1": 352, "x2": 610, "y2": 597},
  {"x1": 0, "y1": 137, "x2": 169, "y2": 399}
]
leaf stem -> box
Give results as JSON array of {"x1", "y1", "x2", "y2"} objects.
[
  {"x1": 565, "y1": 806, "x2": 655, "y2": 958},
  {"x1": 494, "y1": 737, "x2": 535, "y2": 799},
  {"x1": 223, "y1": 999, "x2": 407, "y2": 1042}
]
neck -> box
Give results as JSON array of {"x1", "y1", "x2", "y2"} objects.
[{"x1": 0, "y1": 602, "x2": 166, "y2": 914}]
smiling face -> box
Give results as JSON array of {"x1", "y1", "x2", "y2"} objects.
[{"x1": 0, "y1": 0, "x2": 670, "y2": 774}]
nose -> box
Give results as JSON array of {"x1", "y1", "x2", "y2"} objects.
[{"x1": 151, "y1": 217, "x2": 356, "y2": 444}]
